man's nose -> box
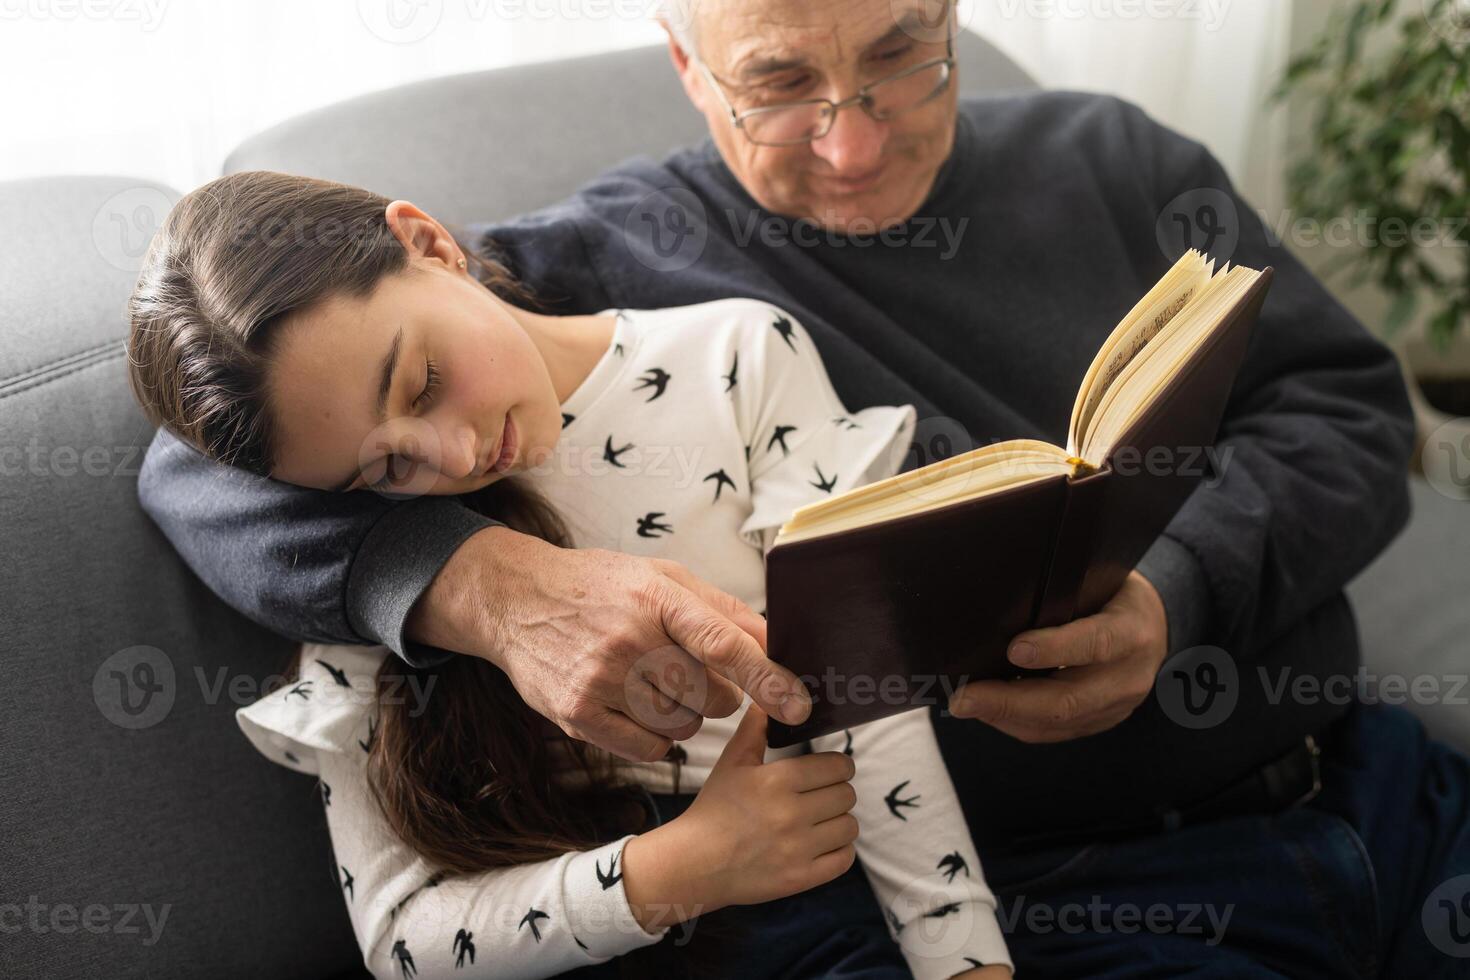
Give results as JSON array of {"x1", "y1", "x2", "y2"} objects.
[{"x1": 809, "y1": 102, "x2": 886, "y2": 175}]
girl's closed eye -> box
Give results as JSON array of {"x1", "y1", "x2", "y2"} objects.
[{"x1": 414, "y1": 358, "x2": 442, "y2": 411}]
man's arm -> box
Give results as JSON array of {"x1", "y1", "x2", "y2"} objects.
[
  {"x1": 138, "y1": 425, "x2": 498, "y2": 667},
  {"x1": 1129, "y1": 96, "x2": 1417, "y2": 655},
  {"x1": 950, "y1": 95, "x2": 1416, "y2": 739},
  {"x1": 139, "y1": 426, "x2": 814, "y2": 760}
]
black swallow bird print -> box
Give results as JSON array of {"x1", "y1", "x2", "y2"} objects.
[
  {"x1": 633, "y1": 367, "x2": 671, "y2": 402},
  {"x1": 359, "y1": 716, "x2": 378, "y2": 753},
  {"x1": 842, "y1": 730, "x2": 853, "y2": 755},
  {"x1": 885, "y1": 907, "x2": 905, "y2": 936},
  {"x1": 810, "y1": 462, "x2": 837, "y2": 493},
  {"x1": 286, "y1": 681, "x2": 312, "y2": 702},
  {"x1": 519, "y1": 908, "x2": 550, "y2": 942},
  {"x1": 614, "y1": 342, "x2": 624, "y2": 357},
  {"x1": 744, "y1": 444, "x2": 752, "y2": 463},
  {"x1": 453, "y1": 929, "x2": 475, "y2": 968},
  {"x1": 832, "y1": 415, "x2": 862, "y2": 431},
  {"x1": 321, "y1": 782, "x2": 332, "y2": 807},
  {"x1": 390, "y1": 939, "x2": 416, "y2": 978},
  {"x1": 604, "y1": 435, "x2": 634, "y2": 468},
  {"x1": 596, "y1": 850, "x2": 624, "y2": 890},
  {"x1": 664, "y1": 743, "x2": 688, "y2": 764},
  {"x1": 390, "y1": 872, "x2": 446, "y2": 921},
  {"x1": 636, "y1": 512, "x2": 674, "y2": 538},
  {"x1": 561, "y1": 412, "x2": 575, "y2": 429},
  {"x1": 767, "y1": 424, "x2": 797, "y2": 456},
  {"x1": 925, "y1": 902, "x2": 963, "y2": 920},
  {"x1": 283, "y1": 750, "x2": 300, "y2": 765},
  {"x1": 722, "y1": 352, "x2": 739, "y2": 392},
  {"x1": 885, "y1": 780, "x2": 922, "y2": 820},
  {"x1": 772, "y1": 313, "x2": 797, "y2": 352},
  {"x1": 340, "y1": 866, "x2": 355, "y2": 900},
  {"x1": 315, "y1": 660, "x2": 350, "y2": 687},
  {"x1": 964, "y1": 958, "x2": 985, "y2": 968},
  {"x1": 938, "y1": 852, "x2": 970, "y2": 883},
  {"x1": 704, "y1": 468, "x2": 737, "y2": 502},
  {"x1": 574, "y1": 936, "x2": 589, "y2": 950}
]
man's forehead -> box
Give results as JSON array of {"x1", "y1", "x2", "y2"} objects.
[{"x1": 698, "y1": 0, "x2": 933, "y2": 72}]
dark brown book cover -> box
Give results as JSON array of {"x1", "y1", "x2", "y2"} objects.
[{"x1": 764, "y1": 267, "x2": 1275, "y2": 748}]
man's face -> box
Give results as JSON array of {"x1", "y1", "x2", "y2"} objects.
[{"x1": 672, "y1": 0, "x2": 959, "y2": 232}]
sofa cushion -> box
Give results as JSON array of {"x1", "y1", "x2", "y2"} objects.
[{"x1": 0, "y1": 175, "x2": 365, "y2": 979}]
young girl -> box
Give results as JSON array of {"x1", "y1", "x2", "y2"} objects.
[{"x1": 126, "y1": 171, "x2": 1013, "y2": 980}]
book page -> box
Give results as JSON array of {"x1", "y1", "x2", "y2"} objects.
[
  {"x1": 1082, "y1": 265, "x2": 1261, "y2": 460},
  {"x1": 774, "y1": 439, "x2": 1074, "y2": 545},
  {"x1": 1066, "y1": 250, "x2": 1214, "y2": 457}
]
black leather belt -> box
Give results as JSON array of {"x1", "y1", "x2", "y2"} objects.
[{"x1": 1003, "y1": 733, "x2": 1325, "y2": 852}]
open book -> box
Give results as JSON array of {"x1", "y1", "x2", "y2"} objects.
[{"x1": 764, "y1": 250, "x2": 1275, "y2": 748}]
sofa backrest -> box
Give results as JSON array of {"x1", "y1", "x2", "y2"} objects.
[{"x1": 223, "y1": 31, "x2": 1039, "y2": 227}]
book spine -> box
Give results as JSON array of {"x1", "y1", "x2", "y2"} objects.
[{"x1": 1031, "y1": 466, "x2": 1112, "y2": 629}]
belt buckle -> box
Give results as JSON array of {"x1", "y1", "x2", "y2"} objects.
[{"x1": 1291, "y1": 734, "x2": 1324, "y2": 808}]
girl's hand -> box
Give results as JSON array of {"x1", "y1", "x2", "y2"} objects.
[{"x1": 625, "y1": 703, "x2": 858, "y2": 926}]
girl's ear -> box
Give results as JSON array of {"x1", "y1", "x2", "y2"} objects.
[{"x1": 384, "y1": 200, "x2": 462, "y2": 270}]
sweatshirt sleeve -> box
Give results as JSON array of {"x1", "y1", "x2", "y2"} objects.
[
  {"x1": 236, "y1": 649, "x2": 670, "y2": 980},
  {"x1": 137, "y1": 425, "x2": 502, "y2": 668},
  {"x1": 1113, "y1": 95, "x2": 1417, "y2": 657},
  {"x1": 809, "y1": 714, "x2": 1012, "y2": 978},
  {"x1": 731, "y1": 303, "x2": 918, "y2": 554}
]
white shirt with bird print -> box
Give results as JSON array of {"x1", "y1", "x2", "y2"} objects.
[{"x1": 237, "y1": 298, "x2": 1013, "y2": 979}]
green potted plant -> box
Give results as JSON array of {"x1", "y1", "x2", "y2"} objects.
[{"x1": 1272, "y1": 0, "x2": 1470, "y2": 493}]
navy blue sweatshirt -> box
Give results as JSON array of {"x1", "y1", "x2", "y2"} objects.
[{"x1": 138, "y1": 91, "x2": 1416, "y2": 848}]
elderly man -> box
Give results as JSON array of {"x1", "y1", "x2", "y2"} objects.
[{"x1": 139, "y1": 0, "x2": 1470, "y2": 974}]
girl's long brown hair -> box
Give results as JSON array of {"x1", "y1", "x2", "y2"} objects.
[{"x1": 125, "y1": 171, "x2": 663, "y2": 871}]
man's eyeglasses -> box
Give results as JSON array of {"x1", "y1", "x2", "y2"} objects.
[{"x1": 695, "y1": 32, "x2": 956, "y2": 148}]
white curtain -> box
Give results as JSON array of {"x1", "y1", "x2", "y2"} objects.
[
  {"x1": 0, "y1": 0, "x2": 667, "y2": 193},
  {"x1": 5, "y1": 0, "x2": 1292, "y2": 206},
  {"x1": 965, "y1": 0, "x2": 1296, "y2": 209}
]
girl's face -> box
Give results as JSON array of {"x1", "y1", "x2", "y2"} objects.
[{"x1": 266, "y1": 253, "x2": 562, "y2": 498}]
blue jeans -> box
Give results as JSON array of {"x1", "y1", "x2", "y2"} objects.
[
  {"x1": 981, "y1": 701, "x2": 1470, "y2": 978},
  {"x1": 560, "y1": 702, "x2": 1470, "y2": 978},
  {"x1": 557, "y1": 791, "x2": 911, "y2": 980}
]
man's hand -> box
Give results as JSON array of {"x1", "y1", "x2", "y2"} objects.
[
  {"x1": 404, "y1": 525, "x2": 812, "y2": 763},
  {"x1": 947, "y1": 571, "x2": 1168, "y2": 743}
]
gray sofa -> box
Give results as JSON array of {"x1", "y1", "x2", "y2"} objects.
[{"x1": 1, "y1": 33, "x2": 1463, "y2": 980}]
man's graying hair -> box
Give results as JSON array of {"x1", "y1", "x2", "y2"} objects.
[{"x1": 657, "y1": 0, "x2": 700, "y2": 54}]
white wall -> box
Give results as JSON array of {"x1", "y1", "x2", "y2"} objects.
[{"x1": 0, "y1": 0, "x2": 668, "y2": 192}]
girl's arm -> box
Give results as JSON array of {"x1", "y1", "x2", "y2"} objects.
[
  {"x1": 809, "y1": 713, "x2": 1014, "y2": 979},
  {"x1": 311, "y1": 741, "x2": 677, "y2": 979},
  {"x1": 237, "y1": 649, "x2": 864, "y2": 979}
]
